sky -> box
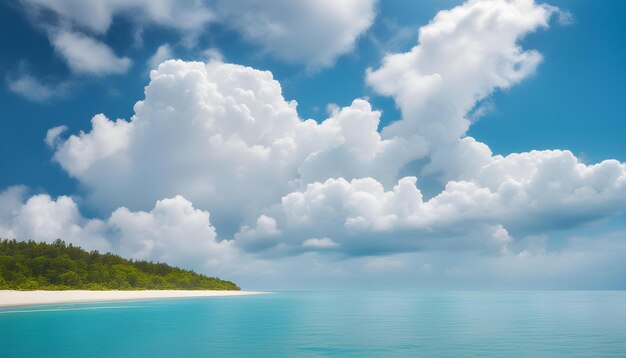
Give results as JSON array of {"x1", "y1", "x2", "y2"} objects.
[{"x1": 0, "y1": 0, "x2": 625, "y2": 290}]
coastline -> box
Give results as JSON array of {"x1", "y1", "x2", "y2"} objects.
[{"x1": 0, "y1": 290, "x2": 268, "y2": 308}]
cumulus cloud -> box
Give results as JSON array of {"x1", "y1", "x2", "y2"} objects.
[
  {"x1": 297, "y1": 99, "x2": 428, "y2": 187},
  {"x1": 0, "y1": 188, "x2": 111, "y2": 252},
  {"x1": 50, "y1": 59, "x2": 310, "y2": 221},
  {"x1": 49, "y1": 31, "x2": 132, "y2": 75},
  {"x1": 52, "y1": 113, "x2": 132, "y2": 175},
  {"x1": 0, "y1": 187, "x2": 237, "y2": 270},
  {"x1": 234, "y1": 215, "x2": 281, "y2": 252},
  {"x1": 108, "y1": 196, "x2": 236, "y2": 268},
  {"x1": 47, "y1": 54, "x2": 626, "y2": 261},
  {"x1": 271, "y1": 158, "x2": 626, "y2": 255},
  {"x1": 8, "y1": 0, "x2": 621, "y2": 288},
  {"x1": 48, "y1": 60, "x2": 419, "y2": 235},
  {"x1": 367, "y1": 0, "x2": 554, "y2": 140},
  {"x1": 363, "y1": 0, "x2": 569, "y2": 186}
]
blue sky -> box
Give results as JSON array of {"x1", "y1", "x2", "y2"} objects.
[
  {"x1": 2, "y1": 0, "x2": 626, "y2": 196},
  {"x1": 0, "y1": 0, "x2": 625, "y2": 289}
]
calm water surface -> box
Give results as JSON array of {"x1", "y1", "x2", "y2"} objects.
[{"x1": 1, "y1": 291, "x2": 625, "y2": 357}]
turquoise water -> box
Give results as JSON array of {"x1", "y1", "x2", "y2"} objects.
[{"x1": 1, "y1": 291, "x2": 625, "y2": 357}]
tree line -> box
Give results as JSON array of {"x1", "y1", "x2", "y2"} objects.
[{"x1": 0, "y1": 239, "x2": 239, "y2": 291}]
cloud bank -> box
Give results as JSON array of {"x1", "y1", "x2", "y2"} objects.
[
  {"x1": 214, "y1": 0, "x2": 376, "y2": 69},
  {"x1": 0, "y1": 187, "x2": 237, "y2": 270},
  {"x1": 18, "y1": 0, "x2": 376, "y2": 72},
  {"x1": 3, "y1": 0, "x2": 625, "y2": 288}
]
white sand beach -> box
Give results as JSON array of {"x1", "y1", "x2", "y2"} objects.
[{"x1": 0, "y1": 290, "x2": 267, "y2": 308}]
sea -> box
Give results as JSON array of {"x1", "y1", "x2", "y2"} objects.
[{"x1": 1, "y1": 291, "x2": 625, "y2": 357}]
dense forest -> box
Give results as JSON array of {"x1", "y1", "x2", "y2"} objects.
[{"x1": 0, "y1": 239, "x2": 239, "y2": 290}]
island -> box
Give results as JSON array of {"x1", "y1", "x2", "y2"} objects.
[{"x1": 0, "y1": 239, "x2": 265, "y2": 307}]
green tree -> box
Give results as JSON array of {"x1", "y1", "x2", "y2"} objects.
[
  {"x1": 59, "y1": 271, "x2": 82, "y2": 287},
  {"x1": 0, "y1": 239, "x2": 239, "y2": 291}
]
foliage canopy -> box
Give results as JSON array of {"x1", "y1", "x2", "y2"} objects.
[{"x1": 0, "y1": 239, "x2": 239, "y2": 290}]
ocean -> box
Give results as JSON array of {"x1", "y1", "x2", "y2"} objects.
[{"x1": 1, "y1": 291, "x2": 625, "y2": 357}]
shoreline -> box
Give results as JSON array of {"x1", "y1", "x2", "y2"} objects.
[{"x1": 0, "y1": 290, "x2": 268, "y2": 308}]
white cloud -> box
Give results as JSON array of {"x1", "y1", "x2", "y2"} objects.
[
  {"x1": 214, "y1": 0, "x2": 376, "y2": 69},
  {"x1": 202, "y1": 48, "x2": 224, "y2": 62},
  {"x1": 50, "y1": 31, "x2": 132, "y2": 75},
  {"x1": 46, "y1": 55, "x2": 626, "y2": 260},
  {"x1": 148, "y1": 43, "x2": 173, "y2": 70},
  {"x1": 45, "y1": 125, "x2": 68, "y2": 147},
  {"x1": 50, "y1": 60, "x2": 309, "y2": 220},
  {"x1": 233, "y1": 233, "x2": 626, "y2": 289},
  {"x1": 48, "y1": 60, "x2": 419, "y2": 233},
  {"x1": 0, "y1": 186, "x2": 28, "y2": 224},
  {"x1": 275, "y1": 153, "x2": 626, "y2": 254},
  {"x1": 20, "y1": 0, "x2": 214, "y2": 34},
  {"x1": 297, "y1": 99, "x2": 428, "y2": 187},
  {"x1": 6, "y1": 74, "x2": 69, "y2": 102},
  {"x1": 234, "y1": 215, "x2": 281, "y2": 251},
  {"x1": 2, "y1": 183, "x2": 625, "y2": 289},
  {"x1": 52, "y1": 113, "x2": 132, "y2": 175},
  {"x1": 236, "y1": 215, "x2": 281, "y2": 239},
  {"x1": 0, "y1": 189, "x2": 111, "y2": 252},
  {"x1": 16, "y1": 0, "x2": 626, "y2": 288},
  {"x1": 302, "y1": 237, "x2": 340, "y2": 249},
  {"x1": 108, "y1": 195, "x2": 236, "y2": 268},
  {"x1": 20, "y1": 0, "x2": 375, "y2": 69},
  {"x1": 18, "y1": 0, "x2": 209, "y2": 77},
  {"x1": 0, "y1": 187, "x2": 237, "y2": 271},
  {"x1": 367, "y1": 0, "x2": 554, "y2": 140}
]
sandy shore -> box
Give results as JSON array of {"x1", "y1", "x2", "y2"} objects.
[{"x1": 0, "y1": 290, "x2": 267, "y2": 308}]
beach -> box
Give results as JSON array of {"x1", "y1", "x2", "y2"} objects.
[{"x1": 0, "y1": 290, "x2": 267, "y2": 308}]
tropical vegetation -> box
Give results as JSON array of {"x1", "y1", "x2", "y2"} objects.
[{"x1": 0, "y1": 239, "x2": 239, "y2": 290}]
